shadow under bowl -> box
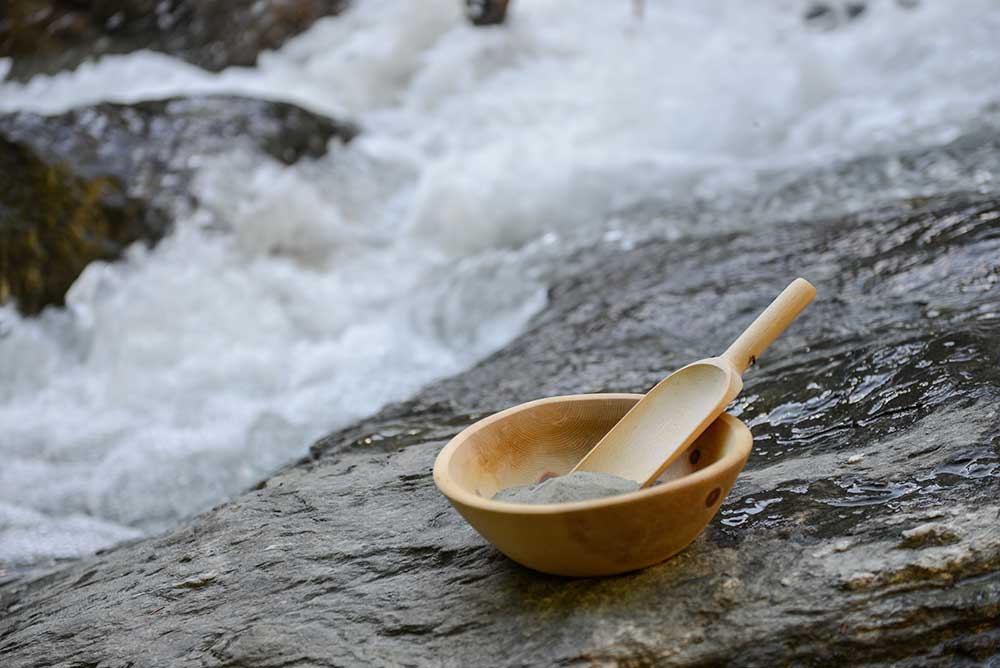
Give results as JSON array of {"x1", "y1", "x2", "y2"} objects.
[{"x1": 433, "y1": 393, "x2": 752, "y2": 576}]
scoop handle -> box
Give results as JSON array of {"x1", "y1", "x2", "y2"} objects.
[{"x1": 721, "y1": 278, "x2": 816, "y2": 374}]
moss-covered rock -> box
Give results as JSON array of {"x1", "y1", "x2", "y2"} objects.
[
  {"x1": 0, "y1": 95, "x2": 356, "y2": 315},
  {"x1": 0, "y1": 137, "x2": 162, "y2": 315}
]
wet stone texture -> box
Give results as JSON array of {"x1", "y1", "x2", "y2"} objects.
[
  {"x1": 2, "y1": 192, "x2": 1000, "y2": 666},
  {"x1": 0, "y1": 135, "x2": 162, "y2": 315},
  {"x1": 0, "y1": 0, "x2": 349, "y2": 82},
  {"x1": 0, "y1": 96, "x2": 356, "y2": 315}
]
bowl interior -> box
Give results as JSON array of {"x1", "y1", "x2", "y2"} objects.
[{"x1": 446, "y1": 393, "x2": 731, "y2": 500}]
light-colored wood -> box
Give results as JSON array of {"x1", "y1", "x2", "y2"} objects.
[
  {"x1": 721, "y1": 278, "x2": 817, "y2": 373},
  {"x1": 572, "y1": 278, "x2": 815, "y2": 487},
  {"x1": 571, "y1": 359, "x2": 742, "y2": 487},
  {"x1": 433, "y1": 394, "x2": 752, "y2": 576}
]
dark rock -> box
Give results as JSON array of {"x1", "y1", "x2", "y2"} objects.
[
  {"x1": 0, "y1": 0, "x2": 349, "y2": 82},
  {"x1": 0, "y1": 137, "x2": 163, "y2": 315},
  {"x1": 0, "y1": 96, "x2": 357, "y2": 207},
  {"x1": 2, "y1": 191, "x2": 998, "y2": 666},
  {"x1": 0, "y1": 96, "x2": 356, "y2": 315},
  {"x1": 465, "y1": 0, "x2": 510, "y2": 27}
]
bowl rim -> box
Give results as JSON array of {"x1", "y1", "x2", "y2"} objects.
[{"x1": 432, "y1": 392, "x2": 752, "y2": 515}]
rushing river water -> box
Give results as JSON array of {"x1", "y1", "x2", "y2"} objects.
[{"x1": 2, "y1": 0, "x2": 1000, "y2": 568}]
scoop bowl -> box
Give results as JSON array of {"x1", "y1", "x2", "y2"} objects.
[{"x1": 433, "y1": 393, "x2": 753, "y2": 576}]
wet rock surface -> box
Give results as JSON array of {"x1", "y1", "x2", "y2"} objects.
[
  {"x1": 0, "y1": 0, "x2": 348, "y2": 82},
  {"x1": 0, "y1": 136, "x2": 162, "y2": 315},
  {"x1": 0, "y1": 96, "x2": 355, "y2": 314},
  {"x1": 1, "y1": 190, "x2": 998, "y2": 665}
]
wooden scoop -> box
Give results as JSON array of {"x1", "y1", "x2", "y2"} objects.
[{"x1": 571, "y1": 278, "x2": 816, "y2": 487}]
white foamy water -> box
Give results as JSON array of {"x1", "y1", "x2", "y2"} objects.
[{"x1": 2, "y1": 0, "x2": 1000, "y2": 567}]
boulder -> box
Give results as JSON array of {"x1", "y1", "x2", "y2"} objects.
[
  {"x1": 0, "y1": 0, "x2": 348, "y2": 82},
  {"x1": 0, "y1": 136, "x2": 160, "y2": 315},
  {"x1": 1, "y1": 192, "x2": 997, "y2": 666},
  {"x1": 465, "y1": 0, "x2": 511, "y2": 27},
  {"x1": 0, "y1": 96, "x2": 356, "y2": 315}
]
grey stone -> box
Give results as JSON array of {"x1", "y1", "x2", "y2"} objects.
[
  {"x1": 1, "y1": 192, "x2": 999, "y2": 666},
  {"x1": 0, "y1": 135, "x2": 163, "y2": 315},
  {"x1": 0, "y1": 96, "x2": 357, "y2": 214},
  {"x1": 0, "y1": 96, "x2": 356, "y2": 315}
]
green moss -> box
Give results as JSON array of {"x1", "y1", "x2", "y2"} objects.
[{"x1": 0, "y1": 137, "x2": 150, "y2": 315}]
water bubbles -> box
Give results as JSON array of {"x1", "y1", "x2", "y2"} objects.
[
  {"x1": 823, "y1": 481, "x2": 920, "y2": 508},
  {"x1": 720, "y1": 496, "x2": 785, "y2": 527}
]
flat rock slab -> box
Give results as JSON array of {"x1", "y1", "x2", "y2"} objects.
[{"x1": 2, "y1": 193, "x2": 999, "y2": 666}]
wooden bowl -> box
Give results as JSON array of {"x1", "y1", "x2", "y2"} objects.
[{"x1": 433, "y1": 393, "x2": 753, "y2": 576}]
